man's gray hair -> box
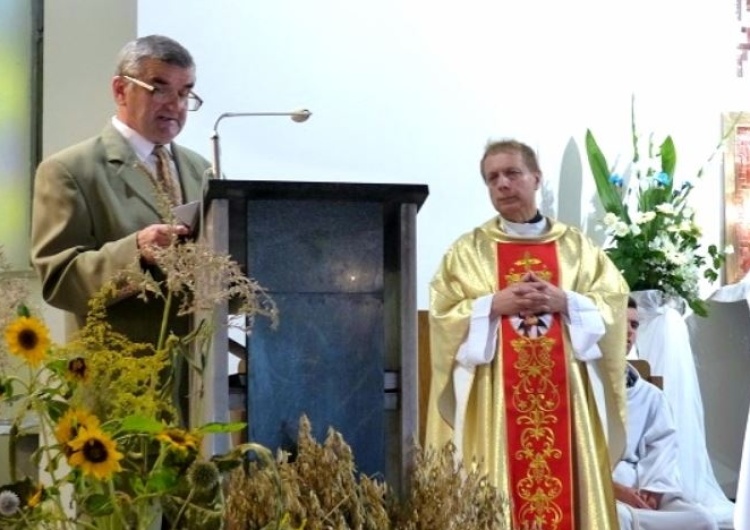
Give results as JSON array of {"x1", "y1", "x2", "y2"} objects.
[
  {"x1": 115, "y1": 35, "x2": 194, "y2": 76},
  {"x1": 480, "y1": 139, "x2": 541, "y2": 181}
]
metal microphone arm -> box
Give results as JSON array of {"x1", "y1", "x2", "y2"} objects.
[{"x1": 209, "y1": 109, "x2": 312, "y2": 180}]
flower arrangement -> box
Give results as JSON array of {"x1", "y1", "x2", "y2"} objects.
[
  {"x1": 585, "y1": 102, "x2": 730, "y2": 317},
  {"x1": 0, "y1": 236, "x2": 277, "y2": 529}
]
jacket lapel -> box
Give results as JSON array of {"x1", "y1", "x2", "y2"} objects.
[
  {"x1": 101, "y1": 123, "x2": 163, "y2": 218},
  {"x1": 101, "y1": 123, "x2": 207, "y2": 215},
  {"x1": 172, "y1": 145, "x2": 205, "y2": 203}
]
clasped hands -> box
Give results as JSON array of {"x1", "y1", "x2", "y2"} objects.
[
  {"x1": 137, "y1": 223, "x2": 191, "y2": 265},
  {"x1": 613, "y1": 482, "x2": 663, "y2": 510},
  {"x1": 490, "y1": 272, "x2": 567, "y2": 319}
]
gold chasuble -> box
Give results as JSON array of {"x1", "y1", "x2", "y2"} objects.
[{"x1": 425, "y1": 217, "x2": 629, "y2": 530}]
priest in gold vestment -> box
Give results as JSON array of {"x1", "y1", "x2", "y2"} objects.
[{"x1": 425, "y1": 139, "x2": 629, "y2": 530}]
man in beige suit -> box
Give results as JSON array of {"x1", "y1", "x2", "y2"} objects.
[{"x1": 31, "y1": 35, "x2": 211, "y2": 345}]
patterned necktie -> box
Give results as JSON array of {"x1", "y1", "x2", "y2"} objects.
[{"x1": 153, "y1": 145, "x2": 183, "y2": 206}]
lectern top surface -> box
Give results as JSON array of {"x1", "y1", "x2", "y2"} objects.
[{"x1": 205, "y1": 180, "x2": 429, "y2": 210}]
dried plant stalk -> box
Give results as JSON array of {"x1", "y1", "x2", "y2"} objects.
[
  {"x1": 394, "y1": 442, "x2": 508, "y2": 530},
  {"x1": 225, "y1": 417, "x2": 508, "y2": 530}
]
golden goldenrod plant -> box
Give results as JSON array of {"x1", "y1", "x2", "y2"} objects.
[{"x1": 0, "y1": 235, "x2": 277, "y2": 529}]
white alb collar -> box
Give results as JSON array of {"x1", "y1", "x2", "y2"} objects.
[{"x1": 499, "y1": 215, "x2": 548, "y2": 238}]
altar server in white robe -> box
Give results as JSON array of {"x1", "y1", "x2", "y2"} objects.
[{"x1": 615, "y1": 297, "x2": 717, "y2": 530}]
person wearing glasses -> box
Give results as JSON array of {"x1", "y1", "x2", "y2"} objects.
[{"x1": 30, "y1": 34, "x2": 210, "y2": 346}]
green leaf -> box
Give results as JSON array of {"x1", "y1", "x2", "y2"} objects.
[
  {"x1": 0, "y1": 378, "x2": 13, "y2": 399},
  {"x1": 45, "y1": 400, "x2": 69, "y2": 425},
  {"x1": 585, "y1": 129, "x2": 626, "y2": 217},
  {"x1": 119, "y1": 414, "x2": 164, "y2": 434},
  {"x1": 146, "y1": 467, "x2": 179, "y2": 492},
  {"x1": 198, "y1": 421, "x2": 247, "y2": 434},
  {"x1": 130, "y1": 475, "x2": 147, "y2": 496},
  {"x1": 82, "y1": 493, "x2": 114, "y2": 516},
  {"x1": 212, "y1": 455, "x2": 245, "y2": 473},
  {"x1": 689, "y1": 298, "x2": 709, "y2": 318},
  {"x1": 660, "y1": 136, "x2": 676, "y2": 178},
  {"x1": 44, "y1": 358, "x2": 68, "y2": 376}
]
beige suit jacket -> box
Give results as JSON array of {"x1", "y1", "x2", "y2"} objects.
[{"x1": 30, "y1": 122, "x2": 211, "y2": 344}]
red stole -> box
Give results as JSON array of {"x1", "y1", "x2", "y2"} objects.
[{"x1": 497, "y1": 241, "x2": 575, "y2": 530}]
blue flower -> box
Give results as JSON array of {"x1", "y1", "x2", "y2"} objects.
[
  {"x1": 609, "y1": 174, "x2": 624, "y2": 187},
  {"x1": 655, "y1": 172, "x2": 671, "y2": 186}
]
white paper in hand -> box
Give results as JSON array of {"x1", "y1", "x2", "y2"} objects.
[{"x1": 171, "y1": 200, "x2": 201, "y2": 234}]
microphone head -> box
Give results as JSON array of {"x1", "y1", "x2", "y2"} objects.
[{"x1": 291, "y1": 109, "x2": 312, "y2": 123}]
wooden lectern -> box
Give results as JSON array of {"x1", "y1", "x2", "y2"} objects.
[{"x1": 197, "y1": 180, "x2": 428, "y2": 494}]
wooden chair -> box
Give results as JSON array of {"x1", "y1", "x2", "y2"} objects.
[{"x1": 630, "y1": 359, "x2": 663, "y2": 389}]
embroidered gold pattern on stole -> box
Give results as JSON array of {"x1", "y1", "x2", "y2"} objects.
[
  {"x1": 509, "y1": 334, "x2": 565, "y2": 528},
  {"x1": 499, "y1": 244, "x2": 573, "y2": 530}
]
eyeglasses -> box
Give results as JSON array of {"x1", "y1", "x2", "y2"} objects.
[{"x1": 120, "y1": 75, "x2": 203, "y2": 112}]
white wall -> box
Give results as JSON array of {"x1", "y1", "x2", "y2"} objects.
[
  {"x1": 42, "y1": 0, "x2": 137, "y2": 341},
  {"x1": 43, "y1": 0, "x2": 137, "y2": 155},
  {"x1": 137, "y1": 0, "x2": 750, "y2": 308}
]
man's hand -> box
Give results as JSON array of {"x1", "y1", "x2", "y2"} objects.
[
  {"x1": 490, "y1": 271, "x2": 568, "y2": 319},
  {"x1": 613, "y1": 482, "x2": 653, "y2": 510},
  {"x1": 137, "y1": 223, "x2": 190, "y2": 265},
  {"x1": 637, "y1": 489, "x2": 662, "y2": 510}
]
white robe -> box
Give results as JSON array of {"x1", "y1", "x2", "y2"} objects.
[
  {"x1": 632, "y1": 290, "x2": 734, "y2": 527},
  {"x1": 615, "y1": 364, "x2": 718, "y2": 530}
]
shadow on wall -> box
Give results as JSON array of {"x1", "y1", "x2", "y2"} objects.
[
  {"x1": 687, "y1": 299, "x2": 750, "y2": 500},
  {"x1": 540, "y1": 165, "x2": 557, "y2": 221},
  {"x1": 554, "y1": 137, "x2": 607, "y2": 247}
]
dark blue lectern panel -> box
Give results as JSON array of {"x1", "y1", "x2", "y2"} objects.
[
  {"x1": 246, "y1": 200, "x2": 385, "y2": 476},
  {"x1": 248, "y1": 294, "x2": 384, "y2": 474}
]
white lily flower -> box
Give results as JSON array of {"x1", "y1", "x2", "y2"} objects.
[
  {"x1": 633, "y1": 211, "x2": 656, "y2": 224},
  {"x1": 613, "y1": 221, "x2": 630, "y2": 237},
  {"x1": 655, "y1": 203, "x2": 675, "y2": 215},
  {"x1": 603, "y1": 212, "x2": 619, "y2": 227},
  {"x1": 678, "y1": 220, "x2": 693, "y2": 232}
]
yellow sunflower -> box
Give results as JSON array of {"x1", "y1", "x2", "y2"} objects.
[
  {"x1": 65, "y1": 356, "x2": 88, "y2": 382},
  {"x1": 4, "y1": 316, "x2": 50, "y2": 367},
  {"x1": 67, "y1": 427, "x2": 124, "y2": 480},
  {"x1": 156, "y1": 428, "x2": 201, "y2": 455},
  {"x1": 54, "y1": 409, "x2": 101, "y2": 446}
]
